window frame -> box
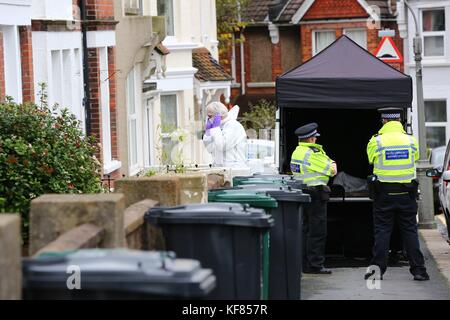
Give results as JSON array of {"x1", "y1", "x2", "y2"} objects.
[
  {"x1": 159, "y1": 93, "x2": 179, "y2": 164},
  {"x1": 312, "y1": 29, "x2": 336, "y2": 56},
  {"x1": 421, "y1": 8, "x2": 446, "y2": 58},
  {"x1": 424, "y1": 99, "x2": 449, "y2": 148},
  {"x1": 143, "y1": 94, "x2": 156, "y2": 168},
  {"x1": 157, "y1": 0, "x2": 175, "y2": 37},
  {"x1": 127, "y1": 68, "x2": 139, "y2": 174},
  {"x1": 160, "y1": 93, "x2": 179, "y2": 137},
  {"x1": 343, "y1": 28, "x2": 367, "y2": 49},
  {"x1": 124, "y1": 0, "x2": 143, "y2": 16}
]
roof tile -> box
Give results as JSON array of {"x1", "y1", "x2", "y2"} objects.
[
  {"x1": 193, "y1": 48, "x2": 233, "y2": 82},
  {"x1": 244, "y1": 0, "x2": 395, "y2": 24}
]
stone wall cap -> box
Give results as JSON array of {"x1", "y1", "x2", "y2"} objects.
[
  {"x1": 117, "y1": 176, "x2": 180, "y2": 182},
  {"x1": 32, "y1": 194, "x2": 125, "y2": 203},
  {"x1": 0, "y1": 214, "x2": 20, "y2": 226}
]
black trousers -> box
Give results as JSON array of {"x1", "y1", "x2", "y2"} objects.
[
  {"x1": 303, "y1": 198, "x2": 327, "y2": 269},
  {"x1": 371, "y1": 192, "x2": 426, "y2": 275}
]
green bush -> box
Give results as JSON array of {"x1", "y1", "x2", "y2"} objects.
[
  {"x1": 0, "y1": 95, "x2": 102, "y2": 242},
  {"x1": 239, "y1": 99, "x2": 276, "y2": 132}
]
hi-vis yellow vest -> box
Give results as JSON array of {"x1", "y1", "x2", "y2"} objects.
[
  {"x1": 290, "y1": 143, "x2": 335, "y2": 186},
  {"x1": 367, "y1": 121, "x2": 419, "y2": 183}
]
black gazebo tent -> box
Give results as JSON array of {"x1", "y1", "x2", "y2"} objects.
[
  {"x1": 276, "y1": 35, "x2": 412, "y2": 109},
  {"x1": 275, "y1": 36, "x2": 413, "y2": 258},
  {"x1": 276, "y1": 35, "x2": 414, "y2": 175}
]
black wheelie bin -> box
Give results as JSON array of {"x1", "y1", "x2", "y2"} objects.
[
  {"x1": 145, "y1": 203, "x2": 274, "y2": 300},
  {"x1": 22, "y1": 249, "x2": 216, "y2": 300},
  {"x1": 232, "y1": 184, "x2": 310, "y2": 300}
]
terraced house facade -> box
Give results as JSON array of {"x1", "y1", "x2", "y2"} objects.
[{"x1": 222, "y1": 0, "x2": 403, "y2": 111}]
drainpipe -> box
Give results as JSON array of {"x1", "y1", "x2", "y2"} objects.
[
  {"x1": 240, "y1": 30, "x2": 246, "y2": 95},
  {"x1": 80, "y1": 0, "x2": 92, "y2": 136},
  {"x1": 231, "y1": 33, "x2": 237, "y2": 85},
  {"x1": 237, "y1": 1, "x2": 245, "y2": 95}
]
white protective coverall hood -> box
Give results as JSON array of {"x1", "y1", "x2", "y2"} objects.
[{"x1": 203, "y1": 105, "x2": 248, "y2": 167}]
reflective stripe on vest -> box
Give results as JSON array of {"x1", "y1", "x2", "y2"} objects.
[
  {"x1": 373, "y1": 134, "x2": 416, "y2": 182},
  {"x1": 292, "y1": 149, "x2": 328, "y2": 186},
  {"x1": 376, "y1": 173, "x2": 416, "y2": 182},
  {"x1": 374, "y1": 135, "x2": 415, "y2": 170}
]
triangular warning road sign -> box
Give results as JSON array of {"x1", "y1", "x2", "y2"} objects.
[{"x1": 374, "y1": 37, "x2": 403, "y2": 63}]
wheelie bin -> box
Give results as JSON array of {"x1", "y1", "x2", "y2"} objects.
[
  {"x1": 206, "y1": 192, "x2": 277, "y2": 300},
  {"x1": 232, "y1": 174, "x2": 293, "y2": 187},
  {"x1": 145, "y1": 203, "x2": 274, "y2": 300},
  {"x1": 22, "y1": 249, "x2": 216, "y2": 300},
  {"x1": 211, "y1": 186, "x2": 310, "y2": 300},
  {"x1": 233, "y1": 175, "x2": 306, "y2": 190}
]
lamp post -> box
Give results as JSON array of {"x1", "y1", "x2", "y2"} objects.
[{"x1": 403, "y1": 0, "x2": 436, "y2": 229}]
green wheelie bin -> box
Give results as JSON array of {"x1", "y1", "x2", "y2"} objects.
[
  {"x1": 207, "y1": 190, "x2": 278, "y2": 300},
  {"x1": 236, "y1": 184, "x2": 310, "y2": 300}
]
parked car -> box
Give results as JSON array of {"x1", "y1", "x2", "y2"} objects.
[
  {"x1": 427, "y1": 142, "x2": 450, "y2": 236},
  {"x1": 430, "y1": 146, "x2": 447, "y2": 214}
]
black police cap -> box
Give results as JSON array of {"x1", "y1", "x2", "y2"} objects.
[
  {"x1": 378, "y1": 107, "x2": 403, "y2": 119},
  {"x1": 295, "y1": 123, "x2": 321, "y2": 139}
]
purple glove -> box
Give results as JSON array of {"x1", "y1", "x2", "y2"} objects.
[
  {"x1": 205, "y1": 118, "x2": 214, "y2": 131},
  {"x1": 211, "y1": 114, "x2": 222, "y2": 128},
  {"x1": 205, "y1": 115, "x2": 222, "y2": 135}
]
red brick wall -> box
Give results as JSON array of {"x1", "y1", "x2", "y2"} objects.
[
  {"x1": 107, "y1": 46, "x2": 118, "y2": 161},
  {"x1": 303, "y1": 0, "x2": 369, "y2": 20},
  {"x1": 377, "y1": 22, "x2": 404, "y2": 73},
  {"x1": 0, "y1": 31, "x2": 5, "y2": 102},
  {"x1": 87, "y1": 46, "x2": 120, "y2": 175},
  {"x1": 300, "y1": 21, "x2": 404, "y2": 72},
  {"x1": 272, "y1": 42, "x2": 282, "y2": 81},
  {"x1": 244, "y1": 38, "x2": 251, "y2": 85},
  {"x1": 86, "y1": 0, "x2": 115, "y2": 20},
  {"x1": 301, "y1": 21, "x2": 369, "y2": 61},
  {"x1": 19, "y1": 26, "x2": 34, "y2": 103},
  {"x1": 87, "y1": 48, "x2": 103, "y2": 162},
  {"x1": 234, "y1": 35, "x2": 242, "y2": 84}
]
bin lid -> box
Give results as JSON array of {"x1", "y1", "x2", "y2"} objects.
[
  {"x1": 238, "y1": 185, "x2": 311, "y2": 203},
  {"x1": 208, "y1": 190, "x2": 278, "y2": 209},
  {"x1": 146, "y1": 203, "x2": 274, "y2": 228},
  {"x1": 236, "y1": 178, "x2": 289, "y2": 186},
  {"x1": 233, "y1": 174, "x2": 294, "y2": 180},
  {"x1": 233, "y1": 176, "x2": 291, "y2": 186},
  {"x1": 285, "y1": 179, "x2": 307, "y2": 189},
  {"x1": 22, "y1": 249, "x2": 216, "y2": 298}
]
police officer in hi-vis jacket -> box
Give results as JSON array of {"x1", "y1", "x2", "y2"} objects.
[
  {"x1": 290, "y1": 123, "x2": 337, "y2": 274},
  {"x1": 365, "y1": 108, "x2": 429, "y2": 281}
]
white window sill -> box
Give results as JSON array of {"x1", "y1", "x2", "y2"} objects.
[
  {"x1": 247, "y1": 82, "x2": 276, "y2": 88},
  {"x1": 103, "y1": 160, "x2": 122, "y2": 175},
  {"x1": 406, "y1": 60, "x2": 450, "y2": 67},
  {"x1": 129, "y1": 166, "x2": 141, "y2": 177},
  {"x1": 163, "y1": 36, "x2": 198, "y2": 51}
]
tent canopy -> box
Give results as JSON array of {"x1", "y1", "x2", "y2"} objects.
[{"x1": 276, "y1": 35, "x2": 412, "y2": 109}]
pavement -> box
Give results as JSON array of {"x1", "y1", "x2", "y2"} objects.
[{"x1": 301, "y1": 215, "x2": 450, "y2": 300}]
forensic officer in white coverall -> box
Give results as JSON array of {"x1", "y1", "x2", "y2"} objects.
[{"x1": 203, "y1": 102, "x2": 247, "y2": 167}]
